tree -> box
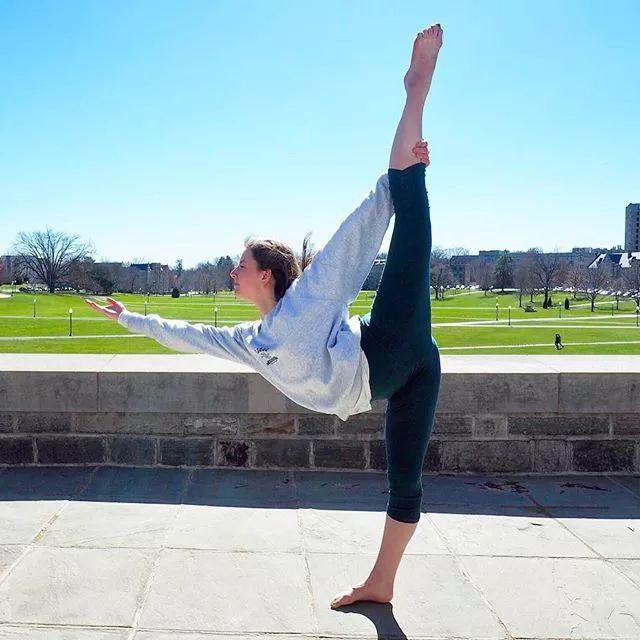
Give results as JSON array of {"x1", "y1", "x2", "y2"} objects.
[
  {"x1": 565, "y1": 264, "x2": 585, "y2": 299},
  {"x1": 529, "y1": 248, "x2": 565, "y2": 307},
  {"x1": 493, "y1": 251, "x2": 514, "y2": 292},
  {"x1": 583, "y1": 264, "x2": 611, "y2": 312},
  {"x1": 513, "y1": 253, "x2": 535, "y2": 307},
  {"x1": 11, "y1": 227, "x2": 94, "y2": 293},
  {"x1": 430, "y1": 247, "x2": 455, "y2": 300},
  {"x1": 215, "y1": 256, "x2": 235, "y2": 291},
  {"x1": 173, "y1": 258, "x2": 184, "y2": 289},
  {"x1": 621, "y1": 257, "x2": 640, "y2": 306},
  {"x1": 473, "y1": 259, "x2": 494, "y2": 295}
]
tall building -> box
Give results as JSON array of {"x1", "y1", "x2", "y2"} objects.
[{"x1": 625, "y1": 203, "x2": 640, "y2": 252}]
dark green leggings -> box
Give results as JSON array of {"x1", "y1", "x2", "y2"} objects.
[{"x1": 359, "y1": 162, "x2": 441, "y2": 524}]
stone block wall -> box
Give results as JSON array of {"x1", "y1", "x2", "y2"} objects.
[{"x1": 0, "y1": 354, "x2": 638, "y2": 473}]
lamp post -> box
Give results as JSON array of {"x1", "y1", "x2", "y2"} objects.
[
  {"x1": 611, "y1": 302, "x2": 614, "y2": 317},
  {"x1": 214, "y1": 306, "x2": 218, "y2": 328},
  {"x1": 508, "y1": 305, "x2": 511, "y2": 326},
  {"x1": 10, "y1": 280, "x2": 14, "y2": 296},
  {"x1": 144, "y1": 300, "x2": 148, "y2": 316},
  {"x1": 559, "y1": 305, "x2": 562, "y2": 319},
  {"x1": 68, "y1": 308, "x2": 73, "y2": 336},
  {"x1": 637, "y1": 304, "x2": 639, "y2": 328},
  {"x1": 495, "y1": 301, "x2": 499, "y2": 321},
  {"x1": 33, "y1": 298, "x2": 37, "y2": 318}
]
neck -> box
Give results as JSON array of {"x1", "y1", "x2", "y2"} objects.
[{"x1": 256, "y1": 291, "x2": 277, "y2": 319}]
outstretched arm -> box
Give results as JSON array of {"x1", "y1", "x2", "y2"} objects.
[{"x1": 85, "y1": 297, "x2": 249, "y2": 363}]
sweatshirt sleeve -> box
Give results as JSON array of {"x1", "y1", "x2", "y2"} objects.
[
  {"x1": 117, "y1": 309, "x2": 249, "y2": 363},
  {"x1": 292, "y1": 173, "x2": 394, "y2": 305}
]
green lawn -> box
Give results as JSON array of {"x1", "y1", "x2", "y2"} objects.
[{"x1": 0, "y1": 289, "x2": 639, "y2": 354}]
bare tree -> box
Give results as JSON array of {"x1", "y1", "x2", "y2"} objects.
[
  {"x1": 583, "y1": 265, "x2": 611, "y2": 312},
  {"x1": 472, "y1": 259, "x2": 494, "y2": 295},
  {"x1": 564, "y1": 263, "x2": 585, "y2": 299},
  {"x1": 621, "y1": 258, "x2": 640, "y2": 306},
  {"x1": 513, "y1": 253, "x2": 536, "y2": 307},
  {"x1": 529, "y1": 248, "x2": 565, "y2": 306},
  {"x1": 11, "y1": 227, "x2": 94, "y2": 293},
  {"x1": 430, "y1": 247, "x2": 455, "y2": 300}
]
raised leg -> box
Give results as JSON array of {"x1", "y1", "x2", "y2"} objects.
[
  {"x1": 331, "y1": 23, "x2": 443, "y2": 610},
  {"x1": 389, "y1": 24, "x2": 443, "y2": 170}
]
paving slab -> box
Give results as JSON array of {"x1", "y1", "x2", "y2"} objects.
[
  {"x1": 0, "y1": 546, "x2": 156, "y2": 627},
  {"x1": 501, "y1": 473, "x2": 640, "y2": 508},
  {"x1": 0, "y1": 467, "x2": 94, "y2": 499},
  {"x1": 137, "y1": 548, "x2": 315, "y2": 634},
  {"x1": 427, "y1": 505, "x2": 601, "y2": 557},
  {"x1": 308, "y1": 552, "x2": 506, "y2": 638},
  {"x1": 0, "y1": 627, "x2": 128, "y2": 639},
  {"x1": 0, "y1": 467, "x2": 638, "y2": 639},
  {"x1": 299, "y1": 506, "x2": 450, "y2": 555},
  {"x1": 0, "y1": 500, "x2": 66, "y2": 544},
  {"x1": 544, "y1": 505, "x2": 640, "y2": 559},
  {"x1": 166, "y1": 503, "x2": 303, "y2": 552},
  {"x1": 77, "y1": 466, "x2": 190, "y2": 503},
  {"x1": 34, "y1": 501, "x2": 179, "y2": 548},
  {"x1": 457, "y1": 555, "x2": 640, "y2": 638}
]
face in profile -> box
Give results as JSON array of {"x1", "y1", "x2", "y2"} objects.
[{"x1": 230, "y1": 248, "x2": 272, "y2": 303}]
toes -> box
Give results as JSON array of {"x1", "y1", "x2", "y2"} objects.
[{"x1": 331, "y1": 594, "x2": 350, "y2": 609}]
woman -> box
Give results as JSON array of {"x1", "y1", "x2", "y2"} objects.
[{"x1": 87, "y1": 23, "x2": 443, "y2": 609}]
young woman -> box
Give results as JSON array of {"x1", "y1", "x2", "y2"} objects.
[{"x1": 86, "y1": 23, "x2": 443, "y2": 609}]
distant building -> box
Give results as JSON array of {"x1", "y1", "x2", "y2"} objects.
[
  {"x1": 588, "y1": 251, "x2": 640, "y2": 277},
  {"x1": 625, "y1": 203, "x2": 640, "y2": 252},
  {"x1": 450, "y1": 248, "x2": 605, "y2": 286},
  {"x1": 0, "y1": 255, "x2": 23, "y2": 283}
]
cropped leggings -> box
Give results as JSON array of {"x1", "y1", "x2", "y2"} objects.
[{"x1": 359, "y1": 161, "x2": 441, "y2": 524}]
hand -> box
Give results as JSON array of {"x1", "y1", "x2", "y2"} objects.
[
  {"x1": 412, "y1": 139, "x2": 430, "y2": 166},
  {"x1": 84, "y1": 296, "x2": 126, "y2": 321}
]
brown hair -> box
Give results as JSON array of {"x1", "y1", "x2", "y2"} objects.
[{"x1": 244, "y1": 232, "x2": 315, "y2": 302}]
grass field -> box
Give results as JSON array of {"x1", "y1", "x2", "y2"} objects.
[{"x1": 1, "y1": 288, "x2": 639, "y2": 355}]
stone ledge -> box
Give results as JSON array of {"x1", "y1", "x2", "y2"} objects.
[{"x1": 1, "y1": 355, "x2": 639, "y2": 473}]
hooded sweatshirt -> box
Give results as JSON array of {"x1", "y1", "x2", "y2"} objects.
[{"x1": 117, "y1": 172, "x2": 394, "y2": 421}]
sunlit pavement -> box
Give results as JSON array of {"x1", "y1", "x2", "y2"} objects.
[{"x1": 0, "y1": 466, "x2": 639, "y2": 639}]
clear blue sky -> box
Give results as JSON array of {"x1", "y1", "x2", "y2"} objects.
[{"x1": 1, "y1": 0, "x2": 638, "y2": 268}]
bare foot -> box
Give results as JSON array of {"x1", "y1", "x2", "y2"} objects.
[
  {"x1": 330, "y1": 578, "x2": 393, "y2": 609},
  {"x1": 403, "y1": 23, "x2": 443, "y2": 96}
]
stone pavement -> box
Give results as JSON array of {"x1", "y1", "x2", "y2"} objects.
[{"x1": 0, "y1": 466, "x2": 639, "y2": 640}]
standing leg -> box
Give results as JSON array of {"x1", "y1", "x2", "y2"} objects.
[{"x1": 331, "y1": 23, "x2": 443, "y2": 610}]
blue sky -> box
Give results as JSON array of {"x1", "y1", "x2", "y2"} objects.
[{"x1": 1, "y1": 0, "x2": 638, "y2": 268}]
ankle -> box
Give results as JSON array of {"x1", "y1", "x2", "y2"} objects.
[{"x1": 367, "y1": 569, "x2": 395, "y2": 588}]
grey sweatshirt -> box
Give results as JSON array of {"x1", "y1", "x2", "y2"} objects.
[{"x1": 117, "y1": 173, "x2": 394, "y2": 421}]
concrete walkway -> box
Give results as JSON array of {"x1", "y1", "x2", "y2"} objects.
[{"x1": 0, "y1": 466, "x2": 638, "y2": 640}]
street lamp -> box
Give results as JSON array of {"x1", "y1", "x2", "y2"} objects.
[
  {"x1": 214, "y1": 306, "x2": 218, "y2": 327},
  {"x1": 68, "y1": 308, "x2": 73, "y2": 336},
  {"x1": 495, "y1": 301, "x2": 499, "y2": 321},
  {"x1": 508, "y1": 305, "x2": 511, "y2": 326},
  {"x1": 33, "y1": 298, "x2": 37, "y2": 318},
  {"x1": 144, "y1": 300, "x2": 148, "y2": 316}
]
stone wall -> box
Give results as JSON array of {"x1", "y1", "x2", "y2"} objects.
[{"x1": 1, "y1": 354, "x2": 639, "y2": 473}]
